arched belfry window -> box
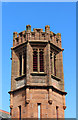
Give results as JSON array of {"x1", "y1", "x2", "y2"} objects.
[
  {"x1": 33, "y1": 49, "x2": 38, "y2": 72},
  {"x1": 33, "y1": 48, "x2": 44, "y2": 72}
]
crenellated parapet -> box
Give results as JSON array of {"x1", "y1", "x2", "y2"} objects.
[{"x1": 13, "y1": 25, "x2": 62, "y2": 49}]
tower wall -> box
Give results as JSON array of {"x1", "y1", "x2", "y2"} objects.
[
  {"x1": 9, "y1": 25, "x2": 67, "y2": 119},
  {"x1": 11, "y1": 88, "x2": 65, "y2": 118}
]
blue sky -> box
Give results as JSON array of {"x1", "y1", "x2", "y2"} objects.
[{"x1": 2, "y1": 2, "x2": 76, "y2": 118}]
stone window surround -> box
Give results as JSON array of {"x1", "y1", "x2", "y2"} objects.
[
  {"x1": 33, "y1": 48, "x2": 44, "y2": 73},
  {"x1": 50, "y1": 51, "x2": 56, "y2": 76},
  {"x1": 18, "y1": 50, "x2": 26, "y2": 76},
  {"x1": 14, "y1": 43, "x2": 62, "y2": 81}
]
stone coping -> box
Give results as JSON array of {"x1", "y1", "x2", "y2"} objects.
[
  {"x1": 8, "y1": 85, "x2": 67, "y2": 95},
  {"x1": 30, "y1": 72, "x2": 47, "y2": 76},
  {"x1": 15, "y1": 74, "x2": 26, "y2": 81},
  {"x1": 51, "y1": 74, "x2": 62, "y2": 81}
]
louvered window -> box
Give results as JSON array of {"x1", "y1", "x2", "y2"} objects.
[
  {"x1": 19, "y1": 51, "x2": 26, "y2": 76},
  {"x1": 50, "y1": 51, "x2": 52, "y2": 74},
  {"x1": 54, "y1": 54, "x2": 56, "y2": 76},
  {"x1": 23, "y1": 52, "x2": 26, "y2": 74},
  {"x1": 39, "y1": 50, "x2": 44, "y2": 72},
  {"x1": 50, "y1": 51, "x2": 56, "y2": 76},
  {"x1": 33, "y1": 50, "x2": 38, "y2": 72},
  {"x1": 33, "y1": 48, "x2": 44, "y2": 72},
  {"x1": 19, "y1": 54, "x2": 22, "y2": 76}
]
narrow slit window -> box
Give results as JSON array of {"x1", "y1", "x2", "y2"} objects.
[
  {"x1": 38, "y1": 104, "x2": 41, "y2": 120},
  {"x1": 39, "y1": 50, "x2": 44, "y2": 72},
  {"x1": 56, "y1": 106, "x2": 58, "y2": 120},
  {"x1": 10, "y1": 108, "x2": 12, "y2": 116},
  {"x1": 23, "y1": 52, "x2": 26, "y2": 74},
  {"x1": 33, "y1": 50, "x2": 38, "y2": 72},
  {"x1": 19, "y1": 106, "x2": 21, "y2": 120},
  {"x1": 19, "y1": 54, "x2": 22, "y2": 76}
]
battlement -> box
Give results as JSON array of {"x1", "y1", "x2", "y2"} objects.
[{"x1": 13, "y1": 25, "x2": 62, "y2": 48}]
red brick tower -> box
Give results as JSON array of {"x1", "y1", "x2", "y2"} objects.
[{"x1": 9, "y1": 25, "x2": 67, "y2": 119}]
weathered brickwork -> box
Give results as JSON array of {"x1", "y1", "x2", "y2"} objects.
[
  {"x1": 11, "y1": 88, "x2": 65, "y2": 118},
  {"x1": 9, "y1": 25, "x2": 67, "y2": 119}
]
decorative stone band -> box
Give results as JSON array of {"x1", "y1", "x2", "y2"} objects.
[
  {"x1": 8, "y1": 85, "x2": 67, "y2": 96},
  {"x1": 9, "y1": 85, "x2": 67, "y2": 108}
]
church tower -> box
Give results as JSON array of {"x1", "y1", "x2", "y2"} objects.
[{"x1": 9, "y1": 25, "x2": 67, "y2": 118}]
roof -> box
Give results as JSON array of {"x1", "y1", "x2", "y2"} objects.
[{"x1": 0, "y1": 109, "x2": 11, "y2": 119}]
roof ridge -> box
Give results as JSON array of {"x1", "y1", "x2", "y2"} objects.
[{"x1": 0, "y1": 109, "x2": 10, "y2": 115}]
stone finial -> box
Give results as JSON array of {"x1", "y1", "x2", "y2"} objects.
[
  {"x1": 50, "y1": 31, "x2": 53, "y2": 36},
  {"x1": 56, "y1": 33, "x2": 61, "y2": 41},
  {"x1": 13, "y1": 32, "x2": 18, "y2": 38},
  {"x1": 26, "y1": 25, "x2": 31, "y2": 32},
  {"x1": 45, "y1": 25, "x2": 50, "y2": 33}
]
